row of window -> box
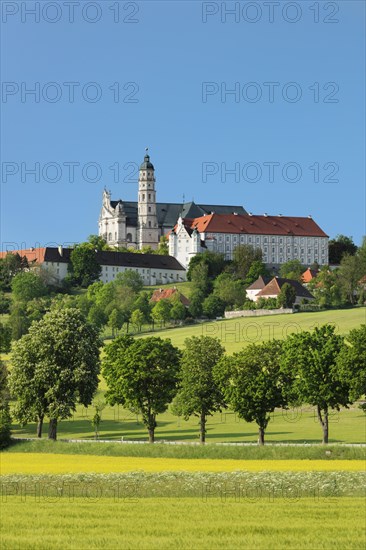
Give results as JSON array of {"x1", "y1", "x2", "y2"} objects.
[{"x1": 214, "y1": 234, "x2": 326, "y2": 247}]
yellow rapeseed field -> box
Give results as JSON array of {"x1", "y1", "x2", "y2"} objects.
[{"x1": 1, "y1": 453, "x2": 364, "y2": 475}]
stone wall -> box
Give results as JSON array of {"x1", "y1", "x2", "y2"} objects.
[{"x1": 225, "y1": 308, "x2": 294, "y2": 319}]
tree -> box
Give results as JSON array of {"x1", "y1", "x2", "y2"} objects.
[
  {"x1": 281, "y1": 325, "x2": 349, "y2": 444},
  {"x1": 131, "y1": 309, "x2": 144, "y2": 332},
  {"x1": 232, "y1": 245, "x2": 263, "y2": 280},
  {"x1": 307, "y1": 267, "x2": 343, "y2": 307},
  {"x1": 115, "y1": 270, "x2": 144, "y2": 293},
  {"x1": 9, "y1": 309, "x2": 101, "y2": 440},
  {"x1": 88, "y1": 304, "x2": 108, "y2": 329},
  {"x1": 90, "y1": 399, "x2": 106, "y2": 439},
  {"x1": 0, "y1": 253, "x2": 28, "y2": 291},
  {"x1": 214, "y1": 340, "x2": 286, "y2": 445},
  {"x1": 151, "y1": 299, "x2": 172, "y2": 328},
  {"x1": 244, "y1": 260, "x2": 269, "y2": 287},
  {"x1": 0, "y1": 362, "x2": 11, "y2": 448},
  {"x1": 102, "y1": 336, "x2": 181, "y2": 443},
  {"x1": 279, "y1": 260, "x2": 304, "y2": 281},
  {"x1": 87, "y1": 234, "x2": 112, "y2": 251},
  {"x1": 213, "y1": 273, "x2": 244, "y2": 308},
  {"x1": 329, "y1": 235, "x2": 357, "y2": 265},
  {"x1": 172, "y1": 336, "x2": 225, "y2": 444},
  {"x1": 187, "y1": 251, "x2": 226, "y2": 281},
  {"x1": 11, "y1": 271, "x2": 49, "y2": 303},
  {"x1": 277, "y1": 283, "x2": 296, "y2": 308},
  {"x1": 69, "y1": 244, "x2": 102, "y2": 287},
  {"x1": 188, "y1": 288, "x2": 205, "y2": 318},
  {"x1": 157, "y1": 236, "x2": 169, "y2": 255},
  {"x1": 0, "y1": 323, "x2": 11, "y2": 353},
  {"x1": 170, "y1": 300, "x2": 186, "y2": 324},
  {"x1": 338, "y1": 254, "x2": 362, "y2": 304},
  {"x1": 132, "y1": 292, "x2": 152, "y2": 324},
  {"x1": 190, "y1": 263, "x2": 210, "y2": 296},
  {"x1": 202, "y1": 294, "x2": 225, "y2": 319},
  {"x1": 337, "y1": 325, "x2": 366, "y2": 402},
  {"x1": 0, "y1": 292, "x2": 11, "y2": 314},
  {"x1": 8, "y1": 304, "x2": 30, "y2": 340},
  {"x1": 357, "y1": 237, "x2": 366, "y2": 275}
]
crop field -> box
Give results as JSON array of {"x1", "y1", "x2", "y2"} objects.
[
  {"x1": 2, "y1": 453, "x2": 365, "y2": 475},
  {"x1": 1, "y1": 496, "x2": 365, "y2": 549}
]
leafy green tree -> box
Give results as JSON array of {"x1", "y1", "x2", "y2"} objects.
[
  {"x1": 172, "y1": 336, "x2": 225, "y2": 444},
  {"x1": 9, "y1": 309, "x2": 101, "y2": 440},
  {"x1": 202, "y1": 294, "x2": 225, "y2": 319},
  {"x1": 157, "y1": 236, "x2": 169, "y2": 255},
  {"x1": 69, "y1": 244, "x2": 102, "y2": 287},
  {"x1": 187, "y1": 251, "x2": 226, "y2": 281},
  {"x1": 8, "y1": 304, "x2": 30, "y2": 340},
  {"x1": 308, "y1": 267, "x2": 343, "y2": 307},
  {"x1": 132, "y1": 292, "x2": 152, "y2": 324},
  {"x1": 151, "y1": 299, "x2": 172, "y2": 328},
  {"x1": 11, "y1": 271, "x2": 49, "y2": 302},
  {"x1": 88, "y1": 304, "x2": 108, "y2": 329},
  {"x1": 232, "y1": 245, "x2": 263, "y2": 280},
  {"x1": 130, "y1": 309, "x2": 144, "y2": 332},
  {"x1": 281, "y1": 325, "x2": 349, "y2": 444},
  {"x1": 170, "y1": 299, "x2": 186, "y2": 324},
  {"x1": 115, "y1": 270, "x2": 144, "y2": 293},
  {"x1": 279, "y1": 260, "x2": 304, "y2": 281},
  {"x1": 0, "y1": 323, "x2": 11, "y2": 352},
  {"x1": 338, "y1": 254, "x2": 362, "y2": 304},
  {"x1": 190, "y1": 263, "x2": 210, "y2": 296},
  {"x1": 0, "y1": 292, "x2": 11, "y2": 314},
  {"x1": 244, "y1": 260, "x2": 269, "y2": 287},
  {"x1": 357, "y1": 237, "x2": 366, "y2": 275},
  {"x1": 87, "y1": 234, "x2": 112, "y2": 251},
  {"x1": 213, "y1": 273, "x2": 244, "y2": 308},
  {"x1": 277, "y1": 283, "x2": 297, "y2": 308},
  {"x1": 336, "y1": 325, "x2": 366, "y2": 402},
  {"x1": 0, "y1": 253, "x2": 29, "y2": 291},
  {"x1": 329, "y1": 235, "x2": 357, "y2": 265},
  {"x1": 188, "y1": 288, "x2": 205, "y2": 318},
  {"x1": 102, "y1": 336, "x2": 181, "y2": 442},
  {"x1": 0, "y1": 362, "x2": 11, "y2": 448},
  {"x1": 214, "y1": 340, "x2": 285, "y2": 445}
]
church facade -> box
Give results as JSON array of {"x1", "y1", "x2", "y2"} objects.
[{"x1": 98, "y1": 152, "x2": 247, "y2": 250}]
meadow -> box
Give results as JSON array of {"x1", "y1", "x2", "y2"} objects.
[
  {"x1": 10, "y1": 401, "x2": 366, "y2": 444},
  {"x1": 135, "y1": 307, "x2": 366, "y2": 352},
  {"x1": 1, "y1": 497, "x2": 365, "y2": 549}
]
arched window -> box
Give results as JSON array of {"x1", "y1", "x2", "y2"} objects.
[
  {"x1": 148, "y1": 206, "x2": 151, "y2": 213},
  {"x1": 148, "y1": 221, "x2": 151, "y2": 228},
  {"x1": 108, "y1": 233, "x2": 112, "y2": 241},
  {"x1": 126, "y1": 233, "x2": 132, "y2": 243}
]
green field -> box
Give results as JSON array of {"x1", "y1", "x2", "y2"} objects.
[
  {"x1": 1, "y1": 497, "x2": 365, "y2": 549},
  {"x1": 10, "y1": 403, "x2": 366, "y2": 444},
  {"x1": 135, "y1": 307, "x2": 366, "y2": 352}
]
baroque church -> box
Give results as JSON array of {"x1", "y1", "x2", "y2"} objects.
[{"x1": 98, "y1": 151, "x2": 247, "y2": 250}]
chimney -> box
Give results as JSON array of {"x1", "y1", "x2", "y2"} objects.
[{"x1": 58, "y1": 245, "x2": 63, "y2": 257}]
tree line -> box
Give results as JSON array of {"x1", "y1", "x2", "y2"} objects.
[{"x1": 1, "y1": 305, "x2": 364, "y2": 447}]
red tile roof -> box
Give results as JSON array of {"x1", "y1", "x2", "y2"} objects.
[
  {"x1": 179, "y1": 213, "x2": 327, "y2": 237},
  {"x1": 150, "y1": 287, "x2": 190, "y2": 306},
  {"x1": 0, "y1": 248, "x2": 48, "y2": 263},
  {"x1": 301, "y1": 267, "x2": 319, "y2": 283}
]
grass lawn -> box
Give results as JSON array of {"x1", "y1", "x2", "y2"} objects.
[
  {"x1": 1, "y1": 497, "x2": 365, "y2": 549},
  {"x1": 135, "y1": 307, "x2": 366, "y2": 352},
  {"x1": 10, "y1": 402, "x2": 366, "y2": 444},
  {"x1": 143, "y1": 280, "x2": 194, "y2": 297}
]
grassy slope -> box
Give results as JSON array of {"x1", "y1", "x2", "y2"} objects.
[
  {"x1": 2, "y1": 498, "x2": 365, "y2": 550},
  {"x1": 135, "y1": 307, "x2": 366, "y2": 352}
]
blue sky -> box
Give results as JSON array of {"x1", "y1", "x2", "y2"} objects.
[{"x1": 1, "y1": 0, "x2": 365, "y2": 250}]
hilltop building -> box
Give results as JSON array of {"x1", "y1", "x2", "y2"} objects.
[{"x1": 98, "y1": 152, "x2": 246, "y2": 250}]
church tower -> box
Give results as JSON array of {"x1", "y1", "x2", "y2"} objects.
[{"x1": 138, "y1": 150, "x2": 159, "y2": 249}]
